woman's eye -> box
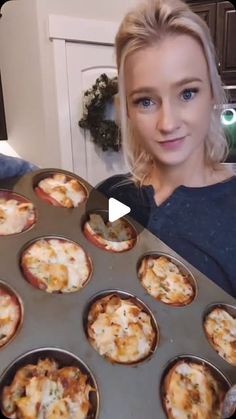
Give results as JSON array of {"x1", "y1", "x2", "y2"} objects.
[
  {"x1": 181, "y1": 88, "x2": 198, "y2": 101},
  {"x1": 134, "y1": 97, "x2": 155, "y2": 108}
]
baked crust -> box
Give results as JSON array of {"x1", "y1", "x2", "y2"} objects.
[
  {"x1": 138, "y1": 255, "x2": 195, "y2": 306},
  {"x1": 87, "y1": 294, "x2": 156, "y2": 363},
  {"x1": 204, "y1": 307, "x2": 236, "y2": 366},
  {"x1": 21, "y1": 238, "x2": 92, "y2": 293},
  {"x1": 83, "y1": 213, "x2": 137, "y2": 253},
  {"x1": 1, "y1": 358, "x2": 94, "y2": 419},
  {"x1": 163, "y1": 360, "x2": 226, "y2": 419},
  {"x1": 35, "y1": 173, "x2": 87, "y2": 208},
  {"x1": 0, "y1": 286, "x2": 21, "y2": 348},
  {"x1": 0, "y1": 193, "x2": 35, "y2": 235}
]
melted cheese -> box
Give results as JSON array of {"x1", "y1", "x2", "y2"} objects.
[
  {"x1": 88, "y1": 296, "x2": 155, "y2": 363},
  {"x1": 0, "y1": 288, "x2": 20, "y2": 347},
  {"x1": 2, "y1": 359, "x2": 93, "y2": 419},
  {"x1": 164, "y1": 361, "x2": 225, "y2": 419},
  {"x1": 204, "y1": 308, "x2": 236, "y2": 366},
  {"x1": 139, "y1": 256, "x2": 194, "y2": 305},
  {"x1": 38, "y1": 174, "x2": 86, "y2": 207},
  {"x1": 22, "y1": 239, "x2": 91, "y2": 293},
  {"x1": 85, "y1": 214, "x2": 136, "y2": 252},
  {"x1": 0, "y1": 198, "x2": 35, "y2": 235}
]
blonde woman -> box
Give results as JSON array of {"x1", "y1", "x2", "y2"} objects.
[{"x1": 97, "y1": 0, "x2": 236, "y2": 297}]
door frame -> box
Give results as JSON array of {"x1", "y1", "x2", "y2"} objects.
[{"x1": 48, "y1": 15, "x2": 118, "y2": 172}]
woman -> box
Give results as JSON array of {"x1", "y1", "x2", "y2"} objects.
[{"x1": 97, "y1": 0, "x2": 236, "y2": 297}]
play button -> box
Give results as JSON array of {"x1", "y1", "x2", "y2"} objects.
[
  {"x1": 108, "y1": 198, "x2": 130, "y2": 222},
  {"x1": 84, "y1": 178, "x2": 145, "y2": 242}
]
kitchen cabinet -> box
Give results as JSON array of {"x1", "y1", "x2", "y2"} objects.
[
  {"x1": 188, "y1": 1, "x2": 236, "y2": 84},
  {"x1": 216, "y1": 1, "x2": 236, "y2": 83},
  {"x1": 188, "y1": 2, "x2": 217, "y2": 42}
]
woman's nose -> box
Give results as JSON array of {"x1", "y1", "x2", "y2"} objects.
[{"x1": 157, "y1": 101, "x2": 180, "y2": 133}]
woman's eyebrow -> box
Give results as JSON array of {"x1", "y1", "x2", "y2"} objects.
[
  {"x1": 129, "y1": 77, "x2": 203, "y2": 97},
  {"x1": 129, "y1": 87, "x2": 156, "y2": 97},
  {"x1": 174, "y1": 77, "x2": 203, "y2": 86}
]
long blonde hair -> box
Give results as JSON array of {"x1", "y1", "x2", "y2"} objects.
[{"x1": 115, "y1": 0, "x2": 229, "y2": 185}]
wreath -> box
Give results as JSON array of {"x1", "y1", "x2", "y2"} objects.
[{"x1": 79, "y1": 73, "x2": 121, "y2": 152}]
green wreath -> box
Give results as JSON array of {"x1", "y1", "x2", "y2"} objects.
[{"x1": 79, "y1": 73, "x2": 121, "y2": 152}]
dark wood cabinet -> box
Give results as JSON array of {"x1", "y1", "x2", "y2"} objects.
[
  {"x1": 187, "y1": 1, "x2": 236, "y2": 84},
  {"x1": 0, "y1": 73, "x2": 7, "y2": 140},
  {"x1": 189, "y1": 2, "x2": 217, "y2": 42},
  {"x1": 216, "y1": 1, "x2": 236, "y2": 83}
]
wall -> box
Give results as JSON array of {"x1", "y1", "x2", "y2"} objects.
[
  {"x1": 0, "y1": 0, "x2": 45, "y2": 165},
  {"x1": 0, "y1": 0, "x2": 140, "y2": 168}
]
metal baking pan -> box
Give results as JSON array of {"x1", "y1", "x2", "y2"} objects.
[{"x1": 0, "y1": 168, "x2": 235, "y2": 419}]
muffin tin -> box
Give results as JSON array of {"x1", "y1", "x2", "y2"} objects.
[
  {"x1": 160, "y1": 355, "x2": 231, "y2": 418},
  {"x1": 137, "y1": 252, "x2": 197, "y2": 306},
  {"x1": 33, "y1": 170, "x2": 88, "y2": 208},
  {"x1": 0, "y1": 168, "x2": 235, "y2": 419},
  {"x1": 20, "y1": 235, "x2": 93, "y2": 293},
  {"x1": 203, "y1": 303, "x2": 236, "y2": 366},
  {"x1": 84, "y1": 290, "x2": 159, "y2": 365},
  {"x1": 0, "y1": 190, "x2": 36, "y2": 235},
  {"x1": 82, "y1": 209, "x2": 137, "y2": 253},
  {"x1": 0, "y1": 280, "x2": 24, "y2": 349},
  {"x1": 0, "y1": 347, "x2": 99, "y2": 418}
]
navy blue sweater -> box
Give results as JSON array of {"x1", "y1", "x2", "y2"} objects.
[
  {"x1": 97, "y1": 174, "x2": 236, "y2": 298},
  {"x1": 0, "y1": 154, "x2": 37, "y2": 179}
]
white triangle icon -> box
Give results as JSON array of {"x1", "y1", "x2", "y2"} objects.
[{"x1": 108, "y1": 198, "x2": 131, "y2": 222}]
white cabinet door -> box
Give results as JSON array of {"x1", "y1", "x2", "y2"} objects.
[{"x1": 66, "y1": 42, "x2": 128, "y2": 186}]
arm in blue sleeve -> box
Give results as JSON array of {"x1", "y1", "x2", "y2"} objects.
[{"x1": 0, "y1": 154, "x2": 38, "y2": 180}]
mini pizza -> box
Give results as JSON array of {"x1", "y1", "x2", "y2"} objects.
[
  {"x1": 163, "y1": 360, "x2": 227, "y2": 419},
  {"x1": 83, "y1": 213, "x2": 137, "y2": 252},
  {"x1": 21, "y1": 238, "x2": 92, "y2": 293},
  {"x1": 35, "y1": 173, "x2": 87, "y2": 208},
  {"x1": 204, "y1": 307, "x2": 236, "y2": 366},
  {"x1": 0, "y1": 285, "x2": 22, "y2": 348},
  {"x1": 138, "y1": 255, "x2": 195, "y2": 306},
  {"x1": 0, "y1": 192, "x2": 35, "y2": 235},
  {"x1": 87, "y1": 294, "x2": 156, "y2": 363},
  {"x1": 1, "y1": 358, "x2": 94, "y2": 419}
]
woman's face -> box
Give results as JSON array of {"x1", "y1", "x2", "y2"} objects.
[{"x1": 125, "y1": 34, "x2": 214, "y2": 168}]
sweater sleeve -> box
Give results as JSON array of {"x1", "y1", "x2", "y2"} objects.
[
  {"x1": 96, "y1": 174, "x2": 131, "y2": 197},
  {"x1": 0, "y1": 154, "x2": 38, "y2": 180}
]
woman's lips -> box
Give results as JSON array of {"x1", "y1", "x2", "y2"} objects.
[{"x1": 158, "y1": 136, "x2": 186, "y2": 150}]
